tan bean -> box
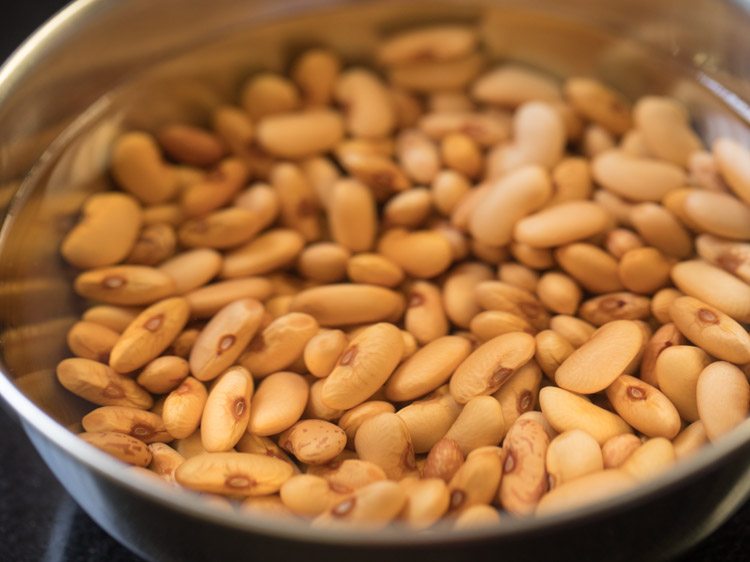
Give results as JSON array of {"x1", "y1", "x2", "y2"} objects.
[
  {"x1": 445, "y1": 396, "x2": 504, "y2": 455},
  {"x1": 338, "y1": 401, "x2": 396, "y2": 447},
  {"x1": 325, "y1": 178, "x2": 377, "y2": 252},
  {"x1": 212, "y1": 104, "x2": 254, "y2": 157},
  {"x1": 439, "y1": 133, "x2": 482, "y2": 179},
  {"x1": 304, "y1": 378, "x2": 345, "y2": 421},
  {"x1": 514, "y1": 201, "x2": 610, "y2": 249},
  {"x1": 669, "y1": 296, "x2": 750, "y2": 364},
  {"x1": 185, "y1": 278, "x2": 273, "y2": 319},
  {"x1": 601, "y1": 434, "x2": 642, "y2": 469},
  {"x1": 269, "y1": 163, "x2": 321, "y2": 242},
  {"x1": 578, "y1": 292, "x2": 651, "y2": 326},
  {"x1": 397, "y1": 390, "x2": 462, "y2": 453},
  {"x1": 346, "y1": 253, "x2": 404, "y2": 288},
  {"x1": 189, "y1": 298, "x2": 264, "y2": 381},
  {"x1": 539, "y1": 387, "x2": 632, "y2": 445},
  {"x1": 279, "y1": 420, "x2": 347, "y2": 465},
  {"x1": 687, "y1": 150, "x2": 729, "y2": 192},
  {"x1": 510, "y1": 242, "x2": 555, "y2": 270},
  {"x1": 605, "y1": 375, "x2": 681, "y2": 439},
  {"x1": 697, "y1": 361, "x2": 750, "y2": 442},
  {"x1": 475, "y1": 281, "x2": 549, "y2": 331},
  {"x1": 311, "y1": 480, "x2": 406, "y2": 529},
  {"x1": 310, "y1": 458, "x2": 386, "y2": 491},
  {"x1": 696, "y1": 234, "x2": 750, "y2": 284},
  {"x1": 291, "y1": 49, "x2": 341, "y2": 106},
  {"x1": 682, "y1": 190, "x2": 750, "y2": 240},
  {"x1": 177, "y1": 208, "x2": 261, "y2": 250},
  {"x1": 672, "y1": 260, "x2": 750, "y2": 322},
  {"x1": 158, "y1": 249, "x2": 223, "y2": 295},
  {"x1": 429, "y1": 91, "x2": 475, "y2": 113},
  {"x1": 280, "y1": 474, "x2": 349, "y2": 516},
  {"x1": 398, "y1": 477, "x2": 450, "y2": 529},
  {"x1": 234, "y1": 434, "x2": 297, "y2": 468},
  {"x1": 564, "y1": 77, "x2": 631, "y2": 135},
  {"x1": 453, "y1": 504, "x2": 502, "y2": 528},
  {"x1": 62, "y1": 193, "x2": 142, "y2": 269},
  {"x1": 546, "y1": 429, "x2": 603, "y2": 489},
  {"x1": 82, "y1": 406, "x2": 170, "y2": 444},
  {"x1": 257, "y1": 109, "x2": 344, "y2": 159},
  {"x1": 67, "y1": 321, "x2": 119, "y2": 362},
  {"x1": 181, "y1": 158, "x2": 250, "y2": 217},
  {"x1": 169, "y1": 328, "x2": 201, "y2": 359},
  {"x1": 534, "y1": 329, "x2": 575, "y2": 380},
  {"x1": 620, "y1": 438, "x2": 675, "y2": 481},
  {"x1": 536, "y1": 272, "x2": 581, "y2": 315},
  {"x1": 148, "y1": 442, "x2": 184, "y2": 481},
  {"x1": 162, "y1": 377, "x2": 208, "y2": 439},
  {"x1": 619, "y1": 129, "x2": 651, "y2": 157},
  {"x1": 137, "y1": 355, "x2": 190, "y2": 394},
  {"x1": 401, "y1": 281, "x2": 448, "y2": 344},
  {"x1": 546, "y1": 157, "x2": 593, "y2": 207},
  {"x1": 442, "y1": 263, "x2": 493, "y2": 328},
  {"x1": 304, "y1": 330, "x2": 348, "y2": 378},
  {"x1": 497, "y1": 263, "x2": 539, "y2": 293},
  {"x1": 713, "y1": 137, "x2": 750, "y2": 204},
  {"x1": 336, "y1": 69, "x2": 395, "y2": 139},
  {"x1": 157, "y1": 124, "x2": 225, "y2": 167},
  {"x1": 300, "y1": 157, "x2": 340, "y2": 209},
  {"x1": 536, "y1": 470, "x2": 634, "y2": 515},
  {"x1": 378, "y1": 25, "x2": 477, "y2": 65},
  {"x1": 383, "y1": 188, "x2": 432, "y2": 229},
  {"x1": 470, "y1": 240, "x2": 508, "y2": 265},
  {"x1": 499, "y1": 418, "x2": 549, "y2": 515},
  {"x1": 617, "y1": 247, "x2": 671, "y2": 295},
  {"x1": 390, "y1": 88, "x2": 424, "y2": 128},
  {"x1": 555, "y1": 243, "x2": 623, "y2": 294},
  {"x1": 233, "y1": 182, "x2": 280, "y2": 225},
  {"x1": 469, "y1": 310, "x2": 533, "y2": 342},
  {"x1": 173, "y1": 430, "x2": 208, "y2": 459},
  {"x1": 492, "y1": 361, "x2": 542, "y2": 429},
  {"x1": 419, "y1": 111, "x2": 510, "y2": 148},
  {"x1": 79, "y1": 431, "x2": 152, "y2": 466},
  {"x1": 634, "y1": 96, "x2": 702, "y2": 167},
  {"x1": 82, "y1": 305, "x2": 141, "y2": 333},
  {"x1": 448, "y1": 448, "x2": 503, "y2": 513},
  {"x1": 651, "y1": 288, "x2": 683, "y2": 325},
  {"x1": 126, "y1": 223, "x2": 176, "y2": 266},
  {"x1": 388, "y1": 53, "x2": 484, "y2": 93},
  {"x1": 176, "y1": 452, "x2": 293, "y2": 496},
  {"x1": 56, "y1": 358, "x2": 152, "y2": 409},
  {"x1": 200, "y1": 366, "x2": 253, "y2": 452},
  {"x1": 582, "y1": 124, "x2": 616, "y2": 160},
  {"x1": 639, "y1": 323, "x2": 686, "y2": 387},
  {"x1": 378, "y1": 229, "x2": 453, "y2": 279},
  {"x1": 629, "y1": 203, "x2": 692, "y2": 259},
  {"x1": 592, "y1": 150, "x2": 685, "y2": 201},
  {"x1": 423, "y1": 437, "x2": 465, "y2": 482},
  {"x1": 593, "y1": 189, "x2": 635, "y2": 227},
  {"x1": 353, "y1": 412, "x2": 416, "y2": 480},
  {"x1": 290, "y1": 284, "x2": 405, "y2": 327},
  {"x1": 111, "y1": 132, "x2": 178, "y2": 204},
  {"x1": 396, "y1": 129, "x2": 440, "y2": 184},
  {"x1": 74, "y1": 265, "x2": 176, "y2": 306},
  {"x1": 659, "y1": 188, "x2": 701, "y2": 231},
  {"x1": 240, "y1": 313, "x2": 318, "y2": 377},
  {"x1": 472, "y1": 64, "x2": 560, "y2": 107},
  {"x1": 654, "y1": 345, "x2": 710, "y2": 422},
  {"x1": 321, "y1": 323, "x2": 404, "y2": 410},
  {"x1": 673, "y1": 421, "x2": 708, "y2": 460},
  {"x1": 222, "y1": 229, "x2": 305, "y2": 279},
  {"x1": 241, "y1": 72, "x2": 300, "y2": 119},
  {"x1": 549, "y1": 315, "x2": 595, "y2": 348},
  {"x1": 337, "y1": 151, "x2": 410, "y2": 201},
  {"x1": 294, "y1": 241, "x2": 351, "y2": 282},
  {"x1": 605, "y1": 229, "x2": 644, "y2": 259},
  {"x1": 248, "y1": 372, "x2": 308, "y2": 436}
]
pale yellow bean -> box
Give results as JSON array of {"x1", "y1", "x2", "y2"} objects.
[
  {"x1": 592, "y1": 150, "x2": 685, "y2": 201},
  {"x1": 404, "y1": 281, "x2": 449, "y2": 344},
  {"x1": 396, "y1": 390, "x2": 462, "y2": 453},
  {"x1": 257, "y1": 109, "x2": 344, "y2": 159},
  {"x1": 200, "y1": 366, "x2": 253, "y2": 452},
  {"x1": 605, "y1": 375, "x2": 681, "y2": 439},
  {"x1": 671, "y1": 260, "x2": 750, "y2": 322},
  {"x1": 696, "y1": 361, "x2": 750, "y2": 442},
  {"x1": 355, "y1": 413, "x2": 417, "y2": 479},
  {"x1": 634, "y1": 96, "x2": 702, "y2": 166},
  {"x1": 290, "y1": 285, "x2": 405, "y2": 327},
  {"x1": 713, "y1": 137, "x2": 750, "y2": 204},
  {"x1": 291, "y1": 49, "x2": 341, "y2": 106},
  {"x1": 546, "y1": 430, "x2": 603, "y2": 489}
]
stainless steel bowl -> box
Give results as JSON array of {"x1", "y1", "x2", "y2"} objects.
[{"x1": 2, "y1": 1, "x2": 750, "y2": 560}]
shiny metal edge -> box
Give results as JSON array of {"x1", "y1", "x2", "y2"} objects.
[{"x1": 0, "y1": 0, "x2": 749, "y2": 548}]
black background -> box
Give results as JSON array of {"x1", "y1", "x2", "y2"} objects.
[{"x1": 0, "y1": 1, "x2": 748, "y2": 560}]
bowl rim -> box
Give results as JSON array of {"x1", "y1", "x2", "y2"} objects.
[{"x1": 1, "y1": 0, "x2": 750, "y2": 547}]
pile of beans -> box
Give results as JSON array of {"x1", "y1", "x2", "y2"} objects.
[{"x1": 55, "y1": 24, "x2": 750, "y2": 529}]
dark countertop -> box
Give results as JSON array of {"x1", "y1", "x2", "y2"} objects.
[{"x1": 0, "y1": 2, "x2": 749, "y2": 561}]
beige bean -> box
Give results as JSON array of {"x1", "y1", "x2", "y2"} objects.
[
  {"x1": 311, "y1": 480, "x2": 406, "y2": 529},
  {"x1": 672, "y1": 260, "x2": 750, "y2": 322},
  {"x1": 148, "y1": 442, "x2": 184, "y2": 481},
  {"x1": 388, "y1": 53, "x2": 484, "y2": 93},
  {"x1": 305, "y1": 378, "x2": 345, "y2": 422},
  {"x1": 399, "y1": 477, "x2": 450, "y2": 529},
  {"x1": 536, "y1": 470, "x2": 634, "y2": 515},
  {"x1": 280, "y1": 474, "x2": 349, "y2": 517},
  {"x1": 304, "y1": 329, "x2": 348, "y2": 378},
  {"x1": 500, "y1": 418, "x2": 549, "y2": 515},
  {"x1": 82, "y1": 305, "x2": 141, "y2": 334},
  {"x1": 290, "y1": 284, "x2": 405, "y2": 327},
  {"x1": 605, "y1": 375, "x2": 681, "y2": 439},
  {"x1": 472, "y1": 64, "x2": 560, "y2": 107},
  {"x1": 654, "y1": 345, "x2": 709, "y2": 422},
  {"x1": 553, "y1": 319, "x2": 642, "y2": 394},
  {"x1": 442, "y1": 263, "x2": 493, "y2": 328},
  {"x1": 683, "y1": 189, "x2": 750, "y2": 240},
  {"x1": 300, "y1": 157, "x2": 340, "y2": 210},
  {"x1": 311, "y1": 458, "x2": 386, "y2": 491},
  {"x1": 200, "y1": 366, "x2": 253, "y2": 452},
  {"x1": 448, "y1": 448, "x2": 503, "y2": 512},
  {"x1": 176, "y1": 452, "x2": 293, "y2": 496},
  {"x1": 539, "y1": 386, "x2": 632, "y2": 445},
  {"x1": 126, "y1": 223, "x2": 177, "y2": 266},
  {"x1": 629, "y1": 203, "x2": 692, "y2": 259},
  {"x1": 67, "y1": 321, "x2": 119, "y2": 363},
  {"x1": 185, "y1": 278, "x2": 273, "y2": 319},
  {"x1": 696, "y1": 361, "x2": 750, "y2": 442},
  {"x1": 546, "y1": 157, "x2": 593, "y2": 207},
  {"x1": 470, "y1": 240, "x2": 508, "y2": 265},
  {"x1": 291, "y1": 49, "x2": 341, "y2": 106},
  {"x1": 326, "y1": 178, "x2": 377, "y2": 252},
  {"x1": 491, "y1": 361, "x2": 542, "y2": 429},
  {"x1": 669, "y1": 296, "x2": 750, "y2": 364},
  {"x1": 62, "y1": 193, "x2": 142, "y2": 269},
  {"x1": 241, "y1": 73, "x2": 300, "y2": 119},
  {"x1": 82, "y1": 406, "x2": 170, "y2": 444},
  {"x1": 453, "y1": 504, "x2": 501, "y2": 528},
  {"x1": 397, "y1": 390, "x2": 462, "y2": 453},
  {"x1": 619, "y1": 129, "x2": 651, "y2": 157},
  {"x1": 582, "y1": 123, "x2": 616, "y2": 160},
  {"x1": 378, "y1": 229, "x2": 453, "y2": 279},
  {"x1": 108, "y1": 297, "x2": 189, "y2": 373},
  {"x1": 440, "y1": 133, "x2": 482, "y2": 179},
  {"x1": 248, "y1": 371, "x2": 309, "y2": 436},
  {"x1": 337, "y1": 151, "x2": 410, "y2": 201},
  {"x1": 429, "y1": 91, "x2": 475, "y2": 113},
  {"x1": 257, "y1": 109, "x2": 344, "y2": 159},
  {"x1": 355, "y1": 413, "x2": 416, "y2": 479},
  {"x1": 534, "y1": 329, "x2": 575, "y2": 380},
  {"x1": 620, "y1": 438, "x2": 675, "y2": 481},
  {"x1": 79, "y1": 432, "x2": 152, "y2": 466},
  {"x1": 549, "y1": 315, "x2": 596, "y2": 348},
  {"x1": 634, "y1": 96, "x2": 702, "y2": 167},
  {"x1": 555, "y1": 243, "x2": 623, "y2": 294},
  {"x1": 56, "y1": 358, "x2": 152, "y2": 409},
  {"x1": 158, "y1": 249, "x2": 223, "y2": 295},
  {"x1": 240, "y1": 313, "x2": 318, "y2": 377},
  {"x1": 673, "y1": 421, "x2": 708, "y2": 460},
  {"x1": 136, "y1": 355, "x2": 190, "y2": 394},
  {"x1": 162, "y1": 377, "x2": 208, "y2": 439},
  {"x1": 605, "y1": 229, "x2": 644, "y2": 259},
  {"x1": 279, "y1": 419, "x2": 347, "y2": 465},
  {"x1": 378, "y1": 25, "x2": 477, "y2": 65},
  {"x1": 536, "y1": 272, "x2": 581, "y2": 315},
  {"x1": 173, "y1": 430, "x2": 208, "y2": 459},
  {"x1": 578, "y1": 292, "x2": 651, "y2": 326},
  {"x1": 713, "y1": 137, "x2": 750, "y2": 204},
  {"x1": 233, "y1": 182, "x2": 280, "y2": 227},
  {"x1": 346, "y1": 253, "x2": 404, "y2": 288},
  {"x1": 601, "y1": 434, "x2": 642, "y2": 469},
  {"x1": 639, "y1": 323, "x2": 685, "y2": 387},
  {"x1": 385, "y1": 189, "x2": 433, "y2": 230},
  {"x1": 270, "y1": 162, "x2": 321, "y2": 242},
  {"x1": 498, "y1": 263, "x2": 539, "y2": 293},
  {"x1": 510, "y1": 242, "x2": 555, "y2": 270},
  {"x1": 74, "y1": 265, "x2": 176, "y2": 306},
  {"x1": 189, "y1": 298, "x2": 264, "y2": 381},
  {"x1": 449, "y1": 332, "x2": 536, "y2": 404},
  {"x1": 419, "y1": 111, "x2": 510, "y2": 147},
  {"x1": 321, "y1": 323, "x2": 404, "y2": 410},
  {"x1": 403, "y1": 281, "x2": 448, "y2": 344},
  {"x1": 177, "y1": 208, "x2": 263, "y2": 250},
  {"x1": 111, "y1": 132, "x2": 178, "y2": 204},
  {"x1": 212, "y1": 105, "x2": 254, "y2": 157},
  {"x1": 336, "y1": 68, "x2": 395, "y2": 139},
  {"x1": 157, "y1": 124, "x2": 225, "y2": 167},
  {"x1": 396, "y1": 129, "x2": 440, "y2": 184},
  {"x1": 593, "y1": 189, "x2": 635, "y2": 227},
  {"x1": 169, "y1": 328, "x2": 201, "y2": 359},
  {"x1": 423, "y1": 437, "x2": 465, "y2": 482},
  {"x1": 564, "y1": 77, "x2": 631, "y2": 135},
  {"x1": 515, "y1": 201, "x2": 610, "y2": 249},
  {"x1": 470, "y1": 310, "x2": 533, "y2": 342},
  {"x1": 338, "y1": 401, "x2": 396, "y2": 447},
  {"x1": 687, "y1": 150, "x2": 729, "y2": 192},
  {"x1": 222, "y1": 229, "x2": 305, "y2": 279},
  {"x1": 234, "y1": 434, "x2": 297, "y2": 468},
  {"x1": 592, "y1": 150, "x2": 685, "y2": 201},
  {"x1": 651, "y1": 288, "x2": 683, "y2": 325},
  {"x1": 474, "y1": 281, "x2": 549, "y2": 331},
  {"x1": 181, "y1": 158, "x2": 250, "y2": 217},
  {"x1": 617, "y1": 247, "x2": 672, "y2": 295},
  {"x1": 469, "y1": 166, "x2": 552, "y2": 246},
  {"x1": 390, "y1": 88, "x2": 424, "y2": 128},
  {"x1": 696, "y1": 234, "x2": 750, "y2": 284},
  {"x1": 546, "y1": 430, "x2": 603, "y2": 489},
  {"x1": 445, "y1": 396, "x2": 504, "y2": 455}
]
